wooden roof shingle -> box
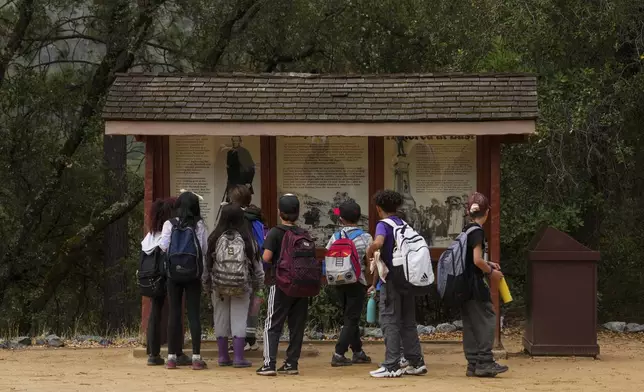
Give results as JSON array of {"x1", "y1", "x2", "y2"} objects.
[{"x1": 102, "y1": 72, "x2": 538, "y2": 122}]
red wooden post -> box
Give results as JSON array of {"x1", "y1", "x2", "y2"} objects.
[
  {"x1": 141, "y1": 136, "x2": 173, "y2": 346},
  {"x1": 489, "y1": 136, "x2": 503, "y2": 349}
]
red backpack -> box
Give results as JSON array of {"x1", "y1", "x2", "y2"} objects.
[{"x1": 275, "y1": 227, "x2": 321, "y2": 297}]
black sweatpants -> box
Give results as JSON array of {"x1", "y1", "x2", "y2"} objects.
[
  {"x1": 146, "y1": 295, "x2": 165, "y2": 356},
  {"x1": 167, "y1": 279, "x2": 202, "y2": 356},
  {"x1": 334, "y1": 283, "x2": 366, "y2": 356},
  {"x1": 262, "y1": 285, "x2": 309, "y2": 368},
  {"x1": 461, "y1": 299, "x2": 495, "y2": 365}
]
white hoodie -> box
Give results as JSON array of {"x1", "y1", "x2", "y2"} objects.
[{"x1": 141, "y1": 232, "x2": 162, "y2": 255}]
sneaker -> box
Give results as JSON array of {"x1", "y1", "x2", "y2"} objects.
[
  {"x1": 352, "y1": 351, "x2": 372, "y2": 364},
  {"x1": 245, "y1": 342, "x2": 260, "y2": 351},
  {"x1": 192, "y1": 358, "x2": 207, "y2": 370},
  {"x1": 147, "y1": 355, "x2": 164, "y2": 366},
  {"x1": 475, "y1": 362, "x2": 509, "y2": 378},
  {"x1": 256, "y1": 364, "x2": 277, "y2": 376},
  {"x1": 176, "y1": 353, "x2": 192, "y2": 366},
  {"x1": 370, "y1": 366, "x2": 403, "y2": 378},
  {"x1": 400, "y1": 356, "x2": 409, "y2": 368},
  {"x1": 404, "y1": 359, "x2": 427, "y2": 376},
  {"x1": 165, "y1": 358, "x2": 177, "y2": 370},
  {"x1": 331, "y1": 354, "x2": 353, "y2": 367},
  {"x1": 466, "y1": 363, "x2": 476, "y2": 377},
  {"x1": 277, "y1": 362, "x2": 299, "y2": 375}
]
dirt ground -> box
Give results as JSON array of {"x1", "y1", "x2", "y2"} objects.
[{"x1": 1, "y1": 335, "x2": 642, "y2": 392}]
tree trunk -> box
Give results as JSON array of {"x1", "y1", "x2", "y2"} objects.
[{"x1": 102, "y1": 134, "x2": 128, "y2": 332}]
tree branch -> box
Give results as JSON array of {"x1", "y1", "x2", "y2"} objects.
[
  {"x1": 263, "y1": 44, "x2": 321, "y2": 72},
  {"x1": 0, "y1": 0, "x2": 36, "y2": 87},
  {"x1": 26, "y1": 59, "x2": 100, "y2": 69},
  {"x1": 28, "y1": 187, "x2": 144, "y2": 314},
  {"x1": 202, "y1": 0, "x2": 265, "y2": 71},
  {"x1": 0, "y1": 0, "x2": 168, "y2": 299},
  {"x1": 24, "y1": 33, "x2": 106, "y2": 45}
]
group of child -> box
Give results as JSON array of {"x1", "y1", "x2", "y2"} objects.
[{"x1": 140, "y1": 185, "x2": 508, "y2": 378}]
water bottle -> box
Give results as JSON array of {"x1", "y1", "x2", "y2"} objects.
[{"x1": 366, "y1": 292, "x2": 377, "y2": 324}]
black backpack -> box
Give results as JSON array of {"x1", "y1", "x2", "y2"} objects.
[{"x1": 137, "y1": 247, "x2": 166, "y2": 297}]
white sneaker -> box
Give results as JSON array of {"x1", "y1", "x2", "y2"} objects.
[
  {"x1": 244, "y1": 342, "x2": 259, "y2": 351},
  {"x1": 400, "y1": 356, "x2": 409, "y2": 368},
  {"x1": 370, "y1": 366, "x2": 403, "y2": 378}
]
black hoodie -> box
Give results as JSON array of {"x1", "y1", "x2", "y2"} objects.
[{"x1": 243, "y1": 204, "x2": 264, "y2": 224}]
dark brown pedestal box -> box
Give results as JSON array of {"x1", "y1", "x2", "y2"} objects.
[{"x1": 524, "y1": 227, "x2": 600, "y2": 357}]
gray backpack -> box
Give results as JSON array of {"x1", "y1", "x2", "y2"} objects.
[
  {"x1": 437, "y1": 226, "x2": 481, "y2": 306},
  {"x1": 212, "y1": 230, "x2": 250, "y2": 297}
]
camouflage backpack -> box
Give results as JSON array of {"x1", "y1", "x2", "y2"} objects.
[{"x1": 211, "y1": 230, "x2": 250, "y2": 296}]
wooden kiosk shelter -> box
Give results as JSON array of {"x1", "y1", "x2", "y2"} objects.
[{"x1": 102, "y1": 72, "x2": 538, "y2": 348}]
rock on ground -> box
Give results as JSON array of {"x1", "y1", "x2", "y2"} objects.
[
  {"x1": 436, "y1": 323, "x2": 457, "y2": 333},
  {"x1": 452, "y1": 320, "x2": 464, "y2": 330},
  {"x1": 603, "y1": 321, "x2": 627, "y2": 332},
  {"x1": 625, "y1": 323, "x2": 644, "y2": 333},
  {"x1": 417, "y1": 325, "x2": 436, "y2": 336},
  {"x1": 46, "y1": 334, "x2": 64, "y2": 348},
  {"x1": 364, "y1": 327, "x2": 384, "y2": 339},
  {"x1": 11, "y1": 337, "x2": 32, "y2": 346}
]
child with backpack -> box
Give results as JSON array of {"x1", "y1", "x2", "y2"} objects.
[
  {"x1": 324, "y1": 200, "x2": 373, "y2": 367},
  {"x1": 438, "y1": 192, "x2": 508, "y2": 378},
  {"x1": 366, "y1": 190, "x2": 428, "y2": 378},
  {"x1": 228, "y1": 184, "x2": 267, "y2": 351},
  {"x1": 257, "y1": 194, "x2": 320, "y2": 376},
  {"x1": 205, "y1": 203, "x2": 264, "y2": 368},
  {"x1": 158, "y1": 191, "x2": 209, "y2": 370},
  {"x1": 139, "y1": 197, "x2": 192, "y2": 366}
]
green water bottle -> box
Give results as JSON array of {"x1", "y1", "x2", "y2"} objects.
[{"x1": 366, "y1": 292, "x2": 377, "y2": 324}]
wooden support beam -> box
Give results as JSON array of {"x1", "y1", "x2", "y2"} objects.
[
  {"x1": 141, "y1": 136, "x2": 172, "y2": 344},
  {"x1": 489, "y1": 136, "x2": 503, "y2": 349}
]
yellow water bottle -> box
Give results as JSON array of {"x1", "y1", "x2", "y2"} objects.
[{"x1": 499, "y1": 277, "x2": 512, "y2": 304}]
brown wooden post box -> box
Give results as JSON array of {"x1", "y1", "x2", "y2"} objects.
[{"x1": 524, "y1": 227, "x2": 600, "y2": 357}]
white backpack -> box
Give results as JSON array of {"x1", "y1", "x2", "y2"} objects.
[{"x1": 382, "y1": 218, "x2": 434, "y2": 293}]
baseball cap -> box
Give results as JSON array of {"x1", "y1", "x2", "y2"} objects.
[
  {"x1": 336, "y1": 200, "x2": 361, "y2": 223},
  {"x1": 279, "y1": 193, "x2": 300, "y2": 214}
]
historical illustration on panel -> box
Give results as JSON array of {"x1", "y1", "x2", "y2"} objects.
[{"x1": 276, "y1": 136, "x2": 370, "y2": 247}]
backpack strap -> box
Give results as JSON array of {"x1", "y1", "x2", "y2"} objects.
[
  {"x1": 464, "y1": 225, "x2": 482, "y2": 236},
  {"x1": 345, "y1": 228, "x2": 364, "y2": 241},
  {"x1": 380, "y1": 218, "x2": 399, "y2": 228}
]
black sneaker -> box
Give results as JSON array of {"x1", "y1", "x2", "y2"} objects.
[
  {"x1": 475, "y1": 362, "x2": 509, "y2": 378},
  {"x1": 256, "y1": 364, "x2": 277, "y2": 376},
  {"x1": 147, "y1": 355, "x2": 164, "y2": 366},
  {"x1": 331, "y1": 354, "x2": 353, "y2": 367},
  {"x1": 403, "y1": 359, "x2": 428, "y2": 376},
  {"x1": 352, "y1": 351, "x2": 372, "y2": 364},
  {"x1": 176, "y1": 353, "x2": 192, "y2": 366},
  {"x1": 466, "y1": 363, "x2": 476, "y2": 377},
  {"x1": 277, "y1": 362, "x2": 299, "y2": 375}
]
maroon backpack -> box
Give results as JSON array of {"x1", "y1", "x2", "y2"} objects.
[{"x1": 275, "y1": 227, "x2": 321, "y2": 297}]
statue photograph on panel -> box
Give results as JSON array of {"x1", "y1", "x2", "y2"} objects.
[
  {"x1": 216, "y1": 136, "x2": 256, "y2": 220},
  {"x1": 386, "y1": 136, "x2": 477, "y2": 247}
]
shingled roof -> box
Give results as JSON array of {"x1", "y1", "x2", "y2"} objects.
[{"x1": 102, "y1": 73, "x2": 538, "y2": 122}]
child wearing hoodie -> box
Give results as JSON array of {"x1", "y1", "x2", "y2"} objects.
[
  {"x1": 140, "y1": 197, "x2": 190, "y2": 367},
  {"x1": 158, "y1": 191, "x2": 209, "y2": 370},
  {"x1": 228, "y1": 184, "x2": 267, "y2": 351},
  {"x1": 205, "y1": 203, "x2": 264, "y2": 368}
]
